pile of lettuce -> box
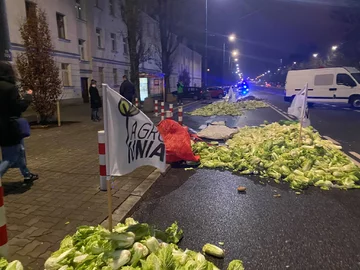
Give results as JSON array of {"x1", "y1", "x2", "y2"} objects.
[
  {"x1": 0, "y1": 258, "x2": 23, "y2": 270},
  {"x1": 189, "y1": 101, "x2": 269, "y2": 116},
  {"x1": 192, "y1": 122, "x2": 360, "y2": 190},
  {"x1": 44, "y1": 218, "x2": 244, "y2": 270}
]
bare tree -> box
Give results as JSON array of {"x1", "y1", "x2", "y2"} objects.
[
  {"x1": 120, "y1": 0, "x2": 151, "y2": 98},
  {"x1": 16, "y1": 7, "x2": 61, "y2": 123},
  {"x1": 151, "y1": 0, "x2": 183, "y2": 98}
]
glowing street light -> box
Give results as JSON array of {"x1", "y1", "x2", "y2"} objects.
[
  {"x1": 228, "y1": 34, "x2": 236, "y2": 42},
  {"x1": 234, "y1": 58, "x2": 238, "y2": 62},
  {"x1": 232, "y1": 50, "x2": 239, "y2": 57},
  {"x1": 293, "y1": 62, "x2": 297, "y2": 65},
  {"x1": 332, "y1": 45, "x2": 338, "y2": 51},
  {"x1": 236, "y1": 64, "x2": 239, "y2": 67},
  {"x1": 207, "y1": 68, "x2": 210, "y2": 72},
  {"x1": 313, "y1": 53, "x2": 318, "y2": 58}
]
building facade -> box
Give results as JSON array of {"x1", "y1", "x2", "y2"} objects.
[{"x1": 4, "y1": 0, "x2": 202, "y2": 102}]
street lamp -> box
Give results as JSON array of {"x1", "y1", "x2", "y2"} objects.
[
  {"x1": 313, "y1": 53, "x2": 318, "y2": 58},
  {"x1": 205, "y1": 0, "x2": 208, "y2": 87},
  {"x1": 228, "y1": 34, "x2": 236, "y2": 42},
  {"x1": 332, "y1": 45, "x2": 338, "y2": 51},
  {"x1": 234, "y1": 58, "x2": 238, "y2": 62},
  {"x1": 232, "y1": 50, "x2": 239, "y2": 57},
  {"x1": 293, "y1": 62, "x2": 297, "y2": 65},
  {"x1": 207, "y1": 68, "x2": 210, "y2": 72}
]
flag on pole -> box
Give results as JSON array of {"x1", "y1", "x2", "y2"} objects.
[
  {"x1": 102, "y1": 84, "x2": 166, "y2": 176},
  {"x1": 287, "y1": 83, "x2": 311, "y2": 127}
]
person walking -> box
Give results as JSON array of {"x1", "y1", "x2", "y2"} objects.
[
  {"x1": 177, "y1": 81, "x2": 184, "y2": 105},
  {"x1": 89, "y1": 80, "x2": 102, "y2": 122},
  {"x1": 119, "y1": 75, "x2": 136, "y2": 103},
  {"x1": 0, "y1": 61, "x2": 38, "y2": 183}
]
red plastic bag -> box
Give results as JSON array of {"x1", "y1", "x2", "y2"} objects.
[{"x1": 157, "y1": 119, "x2": 200, "y2": 163}]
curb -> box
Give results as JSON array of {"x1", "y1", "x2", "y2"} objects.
[{"x1": 101, "y1": 164, "x2": 171, "y2": 228}]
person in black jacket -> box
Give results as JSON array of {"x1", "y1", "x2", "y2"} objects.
[
  {"x1": 89, "y1": 80, "x2": 102, "y2": 121},
  {"x1": 0, "y1": 61, "x2": 38, "y2": 182},
  {"x1": 119, "y1": 75, "x2": 135, "y2": 102}
]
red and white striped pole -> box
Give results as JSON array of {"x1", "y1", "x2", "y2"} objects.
[
  {"x1": 161, "y1": 102, "x2": 165, "y2": 121},
  {"x1": 0, "y1": 175, "x2": 8, "y2": 258},
  {"x1": 165, "y1": 111, "x2": 172, "y2": 120},
  {"x1": 178, "y1": 106, "x2": 183, "y2": 126},
  {"x1": 154, "y1": 100, "x2": 159, "y2": 116},
  {"x1": 98, "y1": 131, "x2": 107, "y2": 191},
  {"x1": 135, "y1": 98, "x2": 139, "y2": 108},
  {"x1": 169, "y1": 104, "x2": 173, "y2": 117}
]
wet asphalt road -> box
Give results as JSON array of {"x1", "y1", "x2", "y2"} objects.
[{"x1": 130, "y1": 89, "x2": 360, "y2": 269}]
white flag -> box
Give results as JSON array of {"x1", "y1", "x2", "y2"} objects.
[
  {"x1": 287, "y1": 83, "x2": 311, "y2": 127},
  {"x1": 102, "y1": 84, "x2": 166, "y2": 176}
]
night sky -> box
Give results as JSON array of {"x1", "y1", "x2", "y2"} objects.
[{"x1": 182, "y1": 0, "x2": 355, "y2": 80}]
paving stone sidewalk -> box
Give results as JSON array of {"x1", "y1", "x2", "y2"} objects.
[{"x1": 1, "y1": 103, "x2": 161, "y2": 269}]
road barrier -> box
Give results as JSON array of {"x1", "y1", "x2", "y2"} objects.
[
  {"x1": 98, "y1": 131, "x2": 107, "y2": 191},
  {"x1": 169, "y1": 104, "x2": 174, "y2": 117},
  {"x1": 165, "y1": 110, "x2": 172, "y2": 120},
  {"x1": 161, "y1": 102, "x2": 165, "y2": 121},
  {"x1": 154, "y1": 100, "x2": 159, "y2": 116},
  {"x1": 135, "y1": 98, "x2": 139, "y2": 108},
  {"x1": 178, "y1": 106, "x2": 183, "y2": 125},
  {"x1": 0, "y1": 176, "x2": 8, "y2": 258}
]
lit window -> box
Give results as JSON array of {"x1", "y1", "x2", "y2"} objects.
[
  {"x1": 109, "y1": 0, "x2": 114, "y2": 15},
  {"x1": 123, "y1": 37, "x2": 128, "y2": 54},
  {"x1": 61, "y1": 64, "x2": 71, "y2": 86},
  {"x1": 56, "y1": 13, "x2": 66, "y2": 39},
  {"x1": 99, "y1": 67, "x2": 104, "y2": 85},
  {"x1": 75, "y1": 0, "x2": 83, "y2": 20},
  {"x1": 111, "y1": 33, "x2": 117, "y2": 51},
  {"x1": 96, "y1": 28, "x2": 102, "y2": 48},
  {"x1": 113, "y1": 68, "x2": 118, "y2": 85},
  {"x1": 78, "y1": 39, "x2": 85, "y2": 60}
]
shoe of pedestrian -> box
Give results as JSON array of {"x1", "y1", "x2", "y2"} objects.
[
  {"x1": 24, "y1": 173, "x2": 39, "y2": 183},
  {"x1": 97, "y1": 117, "x2": 102, "y2": 121}
]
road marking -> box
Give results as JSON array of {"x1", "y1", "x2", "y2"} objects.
[
  {"x1": 265, "y1": 102, "x2": 293, "y2": 121},
  {"x1": 199, "y1": 125, "x2": 207, "y2": 130},
  {"x1": 349, "y1": 151, "x2": 360, "y2": 160},
  {"x1": 173, "y1": 100, "x2": 199, "y2": 112},
  {"x1": 347, "y1": 152, "x2": 360, "y2": 167},
  {"x1": 323, "y1": 136, "x2": 340, "y2": 145}
]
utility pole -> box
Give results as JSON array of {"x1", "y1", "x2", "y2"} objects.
[
  {"x1": 204, "y1": 0, "x2": 208, "y2": 88},
  {"x1": 0, "y1": 0, "x2": 11, "y2": 62}
]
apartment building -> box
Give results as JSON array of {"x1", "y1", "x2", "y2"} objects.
[{"x1": 4, "y1": 0, "x2": 202, "y2": 102}]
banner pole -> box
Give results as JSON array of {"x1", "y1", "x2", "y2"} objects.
[
  {"x1": 298, "y1": 83, "x2": 308, "y2": 146},
  {"x1": 102, "y1": 84, "x2": 113, "y2": 231},
  {"x1": 107, "y1": 181, "x2": 113, "y2": 230}
]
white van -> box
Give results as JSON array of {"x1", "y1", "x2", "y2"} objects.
[{"x1": 284, "y1": 67, "x2": 360, "y2": 108}]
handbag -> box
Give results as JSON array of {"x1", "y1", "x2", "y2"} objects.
[{"x1": 16, "y1": 118, "x2": 31, "y2": 138}]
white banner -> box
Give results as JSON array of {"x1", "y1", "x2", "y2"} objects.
[
  {"x1": 102, "y1": 84, "x2": 166, "y2": 177},
  {"x1": 287, "y1": 83, "x2": 311, "y2": 127},
  {"x1": 228, "y1": 86, "x2": 237, "y2": 103}
]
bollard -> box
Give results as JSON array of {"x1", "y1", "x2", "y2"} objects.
[
  {"x1": 165, "y1": 110, "x2": 172, "y2": 120},
  {"x1": 161, "y1": 102, "x2": 165, "y2": 121},
  {"x1": 154, "y1": 100, "x2": 159, "y2": 116},
  {"x1": 0, "y1": 175, "x2": 8, "y2": 258},
  {"x1": 169, "y1": 104, "x2": 173, "y2": 117},
  {"x1": 135, "y1": 98, "x2": 139, "y2": 108},
  {"x1": 98, "y1": 131, "x2": 107, "y2": 191},
  {"x1": 178, "y1": 106, "x2": 183, "y2": 126}
]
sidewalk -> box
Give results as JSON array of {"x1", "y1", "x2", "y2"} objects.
[{"x1": 1, "y1": 103, "x2": 163, "y2": 269}]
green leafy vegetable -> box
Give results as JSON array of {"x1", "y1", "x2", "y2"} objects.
[
  {"x1": 202, "y1": 243, "x2": 225, "y2": 258},
  {"x1": 227, "y1": 260, "x2": 245, "y2": 270}
]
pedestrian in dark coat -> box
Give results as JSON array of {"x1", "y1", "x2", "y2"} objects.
[
  {"x1": 0, "y1": 61, "x2": 38, "y2": 182},
  {"x1": 89, "y1": 80, "x2": 102, "y2": 121},
  {"x1": 119, "y1": 75, "x2": 136, "y2": 103}
]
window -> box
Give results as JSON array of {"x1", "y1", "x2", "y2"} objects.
[
  {"x1": 123, "y1": 37, "x2": 128, "y2": 54},
  {"x1": 99, "y1": 67, "x2": 104, "y2": 85},
  {"x1": 78, "y1": 39, "x2": 85, "y2": 60},
  {"x1": 314, "y1": 74, "x2": 334, "y2": 86},
  {"x1": 109, "y1": 0, "x2": 115, "y2": 15},
  {"x1": 61, "y1": 64, "x2": 71, "y2": 86},
  {"x1": 113, "y1": 68, "x2": 118, "y2": 85},
  {"x1": 56, "y1": 13, "x2": 66, "y2": 39},
  {"x1": 75, "y1": 0, "x2": 83, "y2": 20},
  {"x1": 111, "y1": 33, "x2": 117, "y2": 51},
  {"x1": 337, "y1": 74, "x2": 357, "y2": 87},
  {"x1": 25, "y1": 1, "x2": 36, "y2": 19},
  {"x1": 96, "y1": 28, "x2": 102, "y2": 48},
  {"x1": 351, "y1": 73, "x2": 360, "y2": 84},
  {"x1": 124, "y1": 69, "x2": 129, "y2": 78}
]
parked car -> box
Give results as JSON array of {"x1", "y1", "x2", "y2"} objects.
[
  {"x1": 207, "y1": 86, "x2": 226, "y2": 99},
  {"x1": 172, "y1": 87, "x2": 208, "y2": 100}
]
